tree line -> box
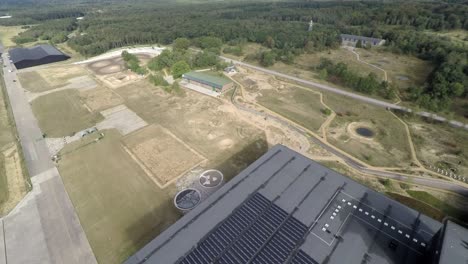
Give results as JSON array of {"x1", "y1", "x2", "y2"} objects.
[{"x1": 5, "y1": 0, "x2": 466, "y2": 113}]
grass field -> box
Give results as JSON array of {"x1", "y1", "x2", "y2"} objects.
[
  {"x1": 323, "y1": 92, "x2": 412, "y2": 167},
  {"x1": 0, "y1": 26, "x2": 24, "y2": 47},
  {"x1": 31, "y1": 89, "x2": 103, "y2": 137},
  {"x1": 52, "y1": 77, "x2": 268, "y2": 263},
  {"x1": 386, "y1": 192, "x2": 446, "y2": 221},
  {"x1": 0, "y1": 76, "x2": 14, "y2": 206},
  {"x1": 406, "y1": 190, "x2": 468, "y2": 222},
  {"x1": 295, "y1": 48, "x2": 385, "y2": 80},
  {"x1": 18, "y1": 65, "x2": 88, "y2": 93},
  {"x1": 406, "y1": 116, "x2": 468, "y2": 177},
  {"x1": 0, "y1": 72, "x2": 29, "y2": 216},
  {"x1": 424, "y1": 30, "x2": 468, "y2": 47},
  {"x1": 17, "y1": 72, "x2": 54, "y2": 92},
  {"x1": 257, "y1": 86, "x2": 328, "y2": 132},
  {"x1": 58, "y1": 130, "x2": 181, "y2": 264},
  {"x1": 355, "y1": 48, "x2": 433, "y2": 92}
]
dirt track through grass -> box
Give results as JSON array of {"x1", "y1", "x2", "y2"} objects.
[{"x1": 257, "y1": 86, "x2": 328, "y2": 132}]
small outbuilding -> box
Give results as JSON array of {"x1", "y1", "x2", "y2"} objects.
[
  {"x1": 9, "y1": 44, "x2": 70, "y2": 69},
  {"x1": 182, "y1": 71, "x2": 233, "y2": 93}
]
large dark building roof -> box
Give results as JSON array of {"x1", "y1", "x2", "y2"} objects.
[
  {"x1": 9, "y1": 44, "x2": 69, "y2": 69},
  {"x1": 434, "y1": 220, "x2": 468, "y2": 263},
  {"x1": 125, "y1": 145, "x2": 466, "y2": 264}
]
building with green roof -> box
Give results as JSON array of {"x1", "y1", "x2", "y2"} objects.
[{"x1": 182, "y1": 71, "x2": 233, "y2": 93}]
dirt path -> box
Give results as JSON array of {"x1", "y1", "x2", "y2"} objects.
[
  {"x1": 226, "y1": 70, "x2": 468, "y2": 194},
  {"x1": 345, "y1": 47, "x2": 387, "y2": 81},
  {"x1": 345, "y1": 47, "x2": 403, "y2": 105},
  {"x1": 388, "y1": 111, "x2": 461, "y2": 183}
]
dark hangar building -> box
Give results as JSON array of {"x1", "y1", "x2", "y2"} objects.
[
  {"x1": 8, "y1": 44, "x2": 69, "y2": 69},
  {"x1": 126, "y1": 145, "x2": 468, "y2": 264}
]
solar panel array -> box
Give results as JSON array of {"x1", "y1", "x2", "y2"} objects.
[{"x1": 178, "y1": 193, "x2": 317, "y2": 264}]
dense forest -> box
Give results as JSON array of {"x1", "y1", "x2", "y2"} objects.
[{"x1": 1, "y1": 1, "x2": 467, "y2": 113}]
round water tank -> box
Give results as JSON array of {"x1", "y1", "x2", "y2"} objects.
[
  {"x1": 174, "y1": 188, "x2": 201, "y2": 212},
  {"x1": 199, "y1": 170, "x2": 224, "y2": 188}
]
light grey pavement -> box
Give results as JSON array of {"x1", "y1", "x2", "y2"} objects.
[
  {"x1": 0, "y1": 47, "x2": 97, "y2": 264},
  {"x1": 0, "y1": 219, "x2": 5, "y2": 264},
  {"x1": 230, "y1": 86, "x2": 468, "y2": 197},
  {"x1": 221, "y1": 56, "x2": 468, "y2": 131}
]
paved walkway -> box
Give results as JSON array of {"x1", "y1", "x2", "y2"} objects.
[{"x1": 1, "y1": 49, "x2": 97, "y2": 264}]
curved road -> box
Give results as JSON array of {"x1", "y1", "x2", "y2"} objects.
[
  {"x1": 221, "y1": 56, "x2": 468, "y2": 131},
  {"x1": 229, "y1": 84, "x2": 468, "y2": 197}
]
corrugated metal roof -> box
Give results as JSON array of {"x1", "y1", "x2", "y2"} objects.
[
  {"x1": 183, "y1": 71, "x2": 231, "y2": 89},
  {"x1": 9, "y1": 44, "x2": 67, "y2": 64},
  {"x1": 125, "y1": 145, "x2": 451, "y2": 264}
]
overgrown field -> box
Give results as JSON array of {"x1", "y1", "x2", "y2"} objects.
[
  {"x1": 257, "y1": 86, "x2": 328, "y2": 132},
  {"x1": 406, "y1": 116, "x2": 468, "y2": 177},
  {"x1": 0, "y1": 25, "x2": 24, "y2": 47},
  {"x1": 324, "y1": 92, "x2": 412, "y2": 167},
  {"x1": 0, "y1": 72, "x2": 29, "y2": 216}
]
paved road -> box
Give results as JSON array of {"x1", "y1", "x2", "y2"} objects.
[
  {"x1": 0, "y1": 48, "x2": 97, "y2": 264},
  {"x1": 229, "y1": 85, "x2": 468, "y2": 197},
  {"x1": 221, "y1": 56, "x2": 468, "y2": 131}
]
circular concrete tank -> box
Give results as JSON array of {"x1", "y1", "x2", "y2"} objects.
[
  {"x1": 174, "y1": 188, "x2": 201, "y2": 213},
  {"x1": 199, "y1": 170, "x2": 224, "y2": 188}
]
